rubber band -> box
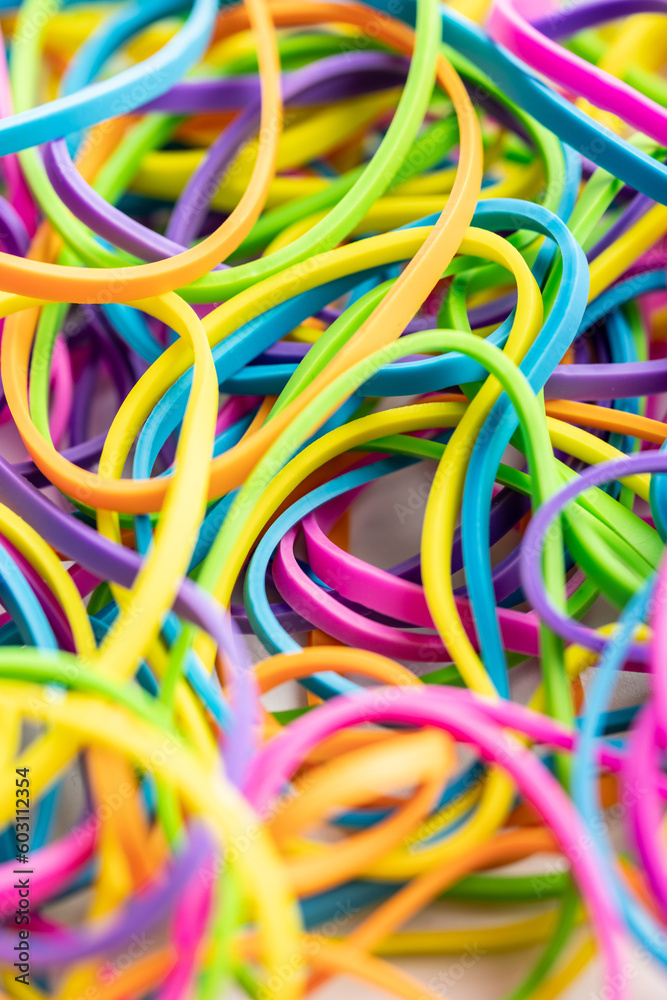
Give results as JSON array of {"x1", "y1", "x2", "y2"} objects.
[{"x1": 0, "y1": 3, "x2": 666, "y2": 998}]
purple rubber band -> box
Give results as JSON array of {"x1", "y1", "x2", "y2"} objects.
[
  {"x1": 532, "y1": 0, "x2": 667, "y2": 41},
  {"x1": 587, "y1": 192, "x2": 654, "y2": 260},
  {"x1": 0, "y1": 454, "x2": 245, "y2": 668},
  {"x1": 43, "y1": 53, "x2": 408, "y2": 262},
  {"x1": 141, "y1": 58, "x2": 409, "y2": 114},
  {"x1": 520, "y1": 448, "x2": 667, "y2": 659},
  {"x1": 0, "y1": 825, "x2": 214, "y2": 967},
  {"x1": 0, "y1": 194, "x2": 29, "y2": 257},
  {"x1": 250, "y1": 344, "x2": 667, "y2": 400}
]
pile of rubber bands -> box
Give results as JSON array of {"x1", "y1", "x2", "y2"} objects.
[{"x1": 5, "y1": 0, "x2": 667, "y2": 997}]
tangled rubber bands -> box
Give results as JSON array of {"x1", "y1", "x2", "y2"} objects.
[{"x1": 0, "y1": 0, "x2": 666, "y2": 998}]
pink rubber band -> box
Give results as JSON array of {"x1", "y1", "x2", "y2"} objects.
[
  {"x1": 157, "y1": 877, "x2": 213, "y2": 1000},
  {"x1": 0, "y1": 824, "x2": 95, "y2": 916},
  {"x1": 244, "y1": 686, "x2": 628, "y2": 999},
  {"x1": 272, "y1": 491, "x2": 598, "y2": 662},
  {"x1": 487, "y1": 0, "x2": 667, "y2": 146},
  {"x1": 48, "y1": 336, "x2": 74, "y2": 449}
]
